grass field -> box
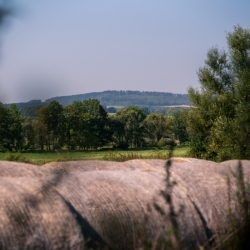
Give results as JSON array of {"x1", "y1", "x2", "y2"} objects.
[{"x1": 0, "y1": 146, "x2": 189, "y2": 166}]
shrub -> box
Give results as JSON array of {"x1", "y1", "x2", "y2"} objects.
[
  {"x1": 103, "y1": 151, "x2": 143, "y2": 162},
  {"x1": 157, "y1": 138, "x2": 167, "y2": 147},
  {"x1": 145, "y1": 138, "x2": 157, "y2": 147},
  {"x1": 5, "y1": 153, "x2": 31, "y2": 163},
  {"x1": 157, "y1": 138, "x2": 177, "y2": 148},
  {"x1": 149, "y1": 149, "x2": 169, "y2": 159},
  {"x1": 188, "y1": 136, "x2": 208, "y2": 159}
]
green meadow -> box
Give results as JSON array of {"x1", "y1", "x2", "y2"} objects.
[{"x1": 0, "y1": 146, "x2": 189, "y2": 166}]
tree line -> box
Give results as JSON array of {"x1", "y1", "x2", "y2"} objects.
[
  {"x1": 5, "y1": 90, "x2": 190, "y2": 110},
  {"x1": 46, "y1": 90, "x2": 191, "y2": 106},
  {"x1": 0, "y1": 99, "x2": 189, "y2": 152}
]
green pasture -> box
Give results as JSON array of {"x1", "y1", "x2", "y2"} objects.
[{"x1": 0, "y1": 146, "x2": 189, "y2": 166}]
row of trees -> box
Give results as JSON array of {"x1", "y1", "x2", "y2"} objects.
[
  {"x1": 25, "y1": 99, "x2": 112, "y2": 151},
  {"x1": 0, "y1": 99, "x2": 188, "y2": 151}
]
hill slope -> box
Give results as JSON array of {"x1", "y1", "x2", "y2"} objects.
[
  {"x1": 5, "y1": 90, "x2": 191, "y2": 109},
  {"x1": 46, "y1": 90, "x2": 190, "y2": 106}
]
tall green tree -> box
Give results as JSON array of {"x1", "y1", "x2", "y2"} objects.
[
  {"x1": 0, "y1": 104, "x2": 11, "y2": 151},
  {"x1": 115, "y1": 107, "x2": 146, "y2": 148},
  {"x1": 70, "y1": 101, "x2": 93, "y2": 149},
  {"x1": 8, "y1": 104, "x2": 24, "y2": 151},
  {"x1": 22, "y1": 121, "x2": 35, "y2": 150},
  {"x1": 144, "y1": 114, "x2": 172, "y2": 145},
  {"x1": 109, "y1": 116, "x2": 126, "y2": 148},
  {"x1": 172, "y1": 110, "x2": 189, "y2": 145},
  {"x1": 60, "y1": 105, "x2": 75, "y2": 149},
  {"x1": 97, "y1": 104, "x2": 112, "y2": 147},
  {"x1": 32, "y1": 113, "x2": 47, "y2": 151},
  {"x1": 65, "y1": 99, "x2": 112, "y2": 150},
  {"x1": 39, "y1": 101, "x2": 64, "y2": 150},
  {"x1": 81, "y1": 99, "x2": 112, "y2": 149},
  {"x1": 187, "y1": 25, "x2": 250, "y2": 160},
  {"x1": 0, "y1": 104, "x2": 24, "y2": 151}
]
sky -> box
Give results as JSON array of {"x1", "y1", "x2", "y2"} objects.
[{"x1": 0, "y1": 0, "x2": 250, "y2": 103}]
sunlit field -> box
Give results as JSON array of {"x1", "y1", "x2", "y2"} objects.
[{"x1": 0, "y1": 146, "x2": 189, "y2": 166}]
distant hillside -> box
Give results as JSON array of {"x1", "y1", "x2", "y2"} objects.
[
  {"x1": 4, "y1": 99, "x2": 47, "y2": 110},
  {"x1": 5, "y1": 90, "x2": 191, "y2": 109},
  {"x1": 46, "y1": 90, "x2": 190, "y2": 106}
]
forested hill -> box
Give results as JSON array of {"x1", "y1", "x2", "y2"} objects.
[
  {"x1": 5, "y1": 91, "x2": 190, "y2": 110},
  {"x1": 45, "y1": 91, "x2": 190, "y2": 106}
]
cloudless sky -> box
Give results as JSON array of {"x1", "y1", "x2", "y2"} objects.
[{"x1": 1, "y1": 0, "x2": 250, "y2": 103}]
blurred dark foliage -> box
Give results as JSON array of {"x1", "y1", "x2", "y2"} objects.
[{"x1": 0, "y1": 0, "x2": 14, "y2": 28}]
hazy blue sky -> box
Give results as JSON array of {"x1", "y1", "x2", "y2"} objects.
[{"x1": 1, "y1": 0, "x2": 250, "y2": 103}]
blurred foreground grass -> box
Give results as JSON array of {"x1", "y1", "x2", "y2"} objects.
[{"x1": 0, "y1": 146, "x2": 189, "y2": 166}]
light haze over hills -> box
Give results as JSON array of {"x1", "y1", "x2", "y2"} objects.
[
  {"x1": 0, "y1": 1, "x2": 250, "y2": 103},
  {"x1": 4, "y1": 90, "x2": 190, "y2": 108}
]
